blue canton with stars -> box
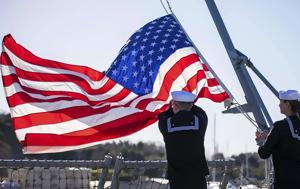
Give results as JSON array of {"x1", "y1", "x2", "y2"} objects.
[{"x1": 106, "y1": 14, "x2": 193, "y2": 95}]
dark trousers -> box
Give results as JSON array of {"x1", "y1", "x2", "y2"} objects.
[{"x1": 169, "y1": 175, "x2": 207, "y2": 189}]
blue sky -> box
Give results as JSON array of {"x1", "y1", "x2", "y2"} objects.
[{"x1": 0, "y1": 0, "x2": 299, "y2": 157}]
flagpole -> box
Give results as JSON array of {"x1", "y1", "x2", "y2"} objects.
[{"x1": 171, "y1": 14, "x2": 234, "y2": 102}]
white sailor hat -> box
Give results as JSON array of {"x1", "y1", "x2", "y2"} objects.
[
  {"x1": 279, "y1": 90, "x2": 299, "y2": 101},
  {"x1": 171, "y1": 90, "x2": 196, "y2": 102}
]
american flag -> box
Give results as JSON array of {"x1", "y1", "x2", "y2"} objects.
[{"x1": 0, "y1": 14, "x2": 229, "y2": 154}]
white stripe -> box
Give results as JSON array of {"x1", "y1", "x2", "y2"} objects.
[
  {"x1": 15, "y1": 106, "x2": 142, "y2": 141},
  {"x1": 5, "y1": 82, "x2": 69, "y2": 99},
  {"x1": 1, "y1": 64, "x2": 16, "y2": 76},
  {"x1": 17, "y1": 77, "x2": 124, "y2": 101},
  {"x1": 4, "y1": 46, "x2": 109, "y2": 89},
  {"x1": 10, "y1": 92, "x2": 138, "y2": 118}
]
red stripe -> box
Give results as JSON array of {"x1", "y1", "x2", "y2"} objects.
[
  {"x1": 12, "y1": 104, "x2": 113, "y2": 129},
  {"x1": 23, "y1": 111, "x2": 158, "y2": 146},
  {"x1": 3, "y1": 75, "x2": 131, "y2": 107},
  {"x1": 3, "y1": 35, "x2": 104, "y2": 81}
]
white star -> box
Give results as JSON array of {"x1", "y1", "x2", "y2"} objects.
[
  {"x1": 173, "y1": 38, "x2": 179, "y2": 43},
  {"x1": 150, "y1": 42, "x2": 157, "y2": 47},
  {"x1": 159, "y1": 46, "x2": 165, "y2": 52},
  {"x1": 148, "y1": 26, "x2": 154, "y2": 30},
  {"x1": 134, "y1": 82, "x2": 139, "y2": 88},
  {"x1": 140, "y1": 45, "x2": 146, "y2": 51},
  {"x1": 142, "y1": 76, "x2": 147, "y2": 82},
  {"x1": 153, "y1": 35, "x2": 159, "y2": 40},
  {"x1": 122, "y1": 65, "x2": 128, "y2": 71},
  {"x1": 176, "y1": 34, "x2": 182, "y2": 38},
  {"x1": 162, "y1": 20, "x2": 167, "y2": 24},
  {"x1": 156, "y1": 29, "x2": 162, "y2": 33},
  {"x1": 170, "y1": 44, "x2": 176, "y2": 50},
  {"x1": 145, "y1": 31, "x2": 151, "y2": 36},
  {"x1": 148, "y1": 50, "x2": 154, "y2": 55},
  {"x1": 135, "y1": 35, "x2": 141, "y2": 39},
  {"x1": 121, "y1": 55, "x2": 127, "y2": 60},
  {"x1": 149, "y1": 70, "x2": 154, "y2": 76},
  {"x1": 133, "y1": 42, "x2": 138, "y2": 46},
  {"x1": 167, "y1": 28, "x2": 173, "y2": 32},
  {"x1": 123, "y1": 76, "x2": 129, "y2": 82},
  {"x1": 131, "y1": 49, "x2": 137, "y2": 56},
  {"x1": 184, "y1": 40, "x2": 190, "y2": 45},
  {"x1": 151, "y1": 21, "x2": 157, "y2": 25},
  {"x1": 161, "y1": 39, "x2": 168, "y2": 44},
  {"x1": 164, "y1": 33, "x2": 170, "y2": 37},
  {"x1": 170, "y1": 24, "x2": 176, "y2": 28},
  {"x1": 157, "y1": 55, "x2": 163, "y2": 61},
  {"x1": 144, "y1": 88, "x2": 149, "y2": 93},
  {"x1": 158, "y1": 24, "x2": 165, "y2": 28},
  {"x1": 178, "y1": 30, "x2": 184, "y2": 33},
  {"x1": 132, "y1": 61, "x2": 138, "y2": 67},
  {"x1": 140, "y1": 54, "x2": 145, "y2": 61},
  {"x1": 141, "y1": 65, "x2": 146, "y2": 71},
  {"x1": 112, "y1": 69, "x2": 118, "y2": 76},
  {"x1": 133, "y1": 71, "x2": 138, "y2": 77},
  {"x1": 142, "y1": 38, "x2": 148, "y2": 42},
  {"x1": 148, "y1": 59, "x2": 153, "y2": 65}
]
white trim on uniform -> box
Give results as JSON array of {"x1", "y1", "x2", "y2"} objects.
[
  {"x1": 167, "y1": 115, "x2": 199, "y2": 133},
  {"x1": 286, "y1": 117, "x2": 300, "y2": 140}
]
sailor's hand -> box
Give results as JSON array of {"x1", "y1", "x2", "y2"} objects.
[{"x1": 255, "y1": 130, "x2": 268, "y2": 146}]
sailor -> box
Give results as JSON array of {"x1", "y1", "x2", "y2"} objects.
[
  {"x1": 256, "y1": 90, "x2": 300, "y2": 189},
  {"x1": 158, "y1": 90, "x2": 209, "y2": 189}
]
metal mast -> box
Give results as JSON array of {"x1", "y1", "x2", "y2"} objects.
[{"x1": 204, "y1": 0, "x2": 274, "y2": 131}]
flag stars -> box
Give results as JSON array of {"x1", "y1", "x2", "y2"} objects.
[
  {"x1": 170, "y1": 24, "x2": 176, "y2": 28},
  {"x1": 156, "y1": 29, "x2": 162, "y2": 33},
  {"x1": 140, "y1": 54, "x2": 145, "y2": 61},
  {"x1": 132, "y1": 42, "x2": 138, "y2": 46},
  {"x1": 157, "y1": 55, "x2": 163, "y2": 61},
  {"x1": 121, "y1": 55, "x2": 127, "y2": 61},
  {"x1": 134, "y1": 82, "x2": 139, "y2": 88},
  {"x1": 148, "y1": 50, "x2": 154, "y2": 55},
  {"x1": 149, "y1": 70, "x2": 154, "y2": 76},
  {"x1": 141, "y1": 65, "x2": 146, "y2": 71},
  {"x1": 133, "y1": 71, "x2": 138, "y2": 77},
  {"x1": 153, "y1": 35, "x2": 159, "y2": 40},
  {"x1": 159, "y1": 46, "x2": 166, "y2": 52},
  {"x1": 184, "y1": 41, "x2": 190, "y2": 45},
  {"x1": 112, "y1": 69, "x2": 118, "y2": 76},
  {"x1": 144, "y1": 88, "x2": 150, "y2": 93},
  {"x1": 175, "y1": 34, "x2": 182, "y2": 38},
  {"x1": 164, "y1": 33, "x2": 170, "y2": 37},
  {"x1": 145, "y1": 31, "x2": 151, "y2": 36},
  {"x1": 132, "y1": 61, "x2": 138, "y2": 67},
  {"x1": 167, "y1": 28, "x2": 173, "y2": 32},
  {"x1": 150, "y1": 42, "x2": 157, "y2": 47},
  {"x1": 148, "y1": 59, "x2": 153, "y2": 65},
  {"x1": 122, "y1": 65, "x2": 128, "y2": 71},
  {"x1": 172, "y1": 38, "x2": 179, "y2": 43},
  {"x1": 142, "y1": 76, "x2": 147, "y2": 82},
  {"x1": 122, "y1": 76, "x2": 129, "y2": 82},
  {"x1": 131, "y1": 49, "x2": 137, "y2": 56},
  {"x1": 148, "y1": 26, "x2": 154, "y2": 30},
  {"x1": 142, "y1": 38, "x2": 148, "y2": 42},
  {"x1": 178, "y1": 30, "x2": 184, "y2": 33},
  {"x1": 135, "y1": 35, "x2": 141, "y2": 39},
  {"x1": 158, "y1": 24, "x2": 165, "y2": 28},
  {"x1": 161, "y1": 39, "x2": 168, "y2": 44},
  {"x1": 170, "y1": 44, "x2": 177, "y2": 50},
  {"x1": 140, "y1": 45, "x2": 146, "y2": 51}
]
